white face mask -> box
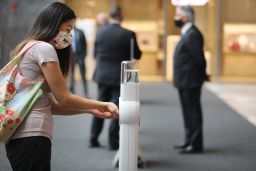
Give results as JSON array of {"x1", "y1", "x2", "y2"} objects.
[{"x1": 53, "y1": 31, "x2": 72, "y2": 49}]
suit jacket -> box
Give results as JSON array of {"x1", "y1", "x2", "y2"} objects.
[
  {"x1": 173, "y1": 25, "x2": 207, "y2": 89},
  {"x1": 72, "y1": 27, "x2": 87, "y2": 57},
  {"x1": 93, "y1": 24, "x2": 142, "y2": 86}
]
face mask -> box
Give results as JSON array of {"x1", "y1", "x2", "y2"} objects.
[
  {"x1": 174, "y1": 19, "x2": 184, "y2": 28},
  {"x1": 53, "y1": 31, "x2": 72, "y2": 49}
]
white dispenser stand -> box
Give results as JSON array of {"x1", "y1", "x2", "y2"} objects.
[{"x1": 113, "y1": 61, "x2": 145, "y2": 170}]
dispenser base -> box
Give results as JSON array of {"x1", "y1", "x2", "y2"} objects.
[{"x1": 113, "y1": 148, "x2": 147, "y2": 169}]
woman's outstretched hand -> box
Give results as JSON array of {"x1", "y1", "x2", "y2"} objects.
[{"x1": 89, "y1": 102, "x2": 119, "y2": 119}]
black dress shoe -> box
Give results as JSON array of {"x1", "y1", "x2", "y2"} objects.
[
  {"x1": 109, "y1": 144, "x2": 119, "y2": 151},
  {"x1": 179, "y1": 145, "x2": 203, "y2": 154},
  {"x1": 89, "y1": 141, "x2": 101, "y2": 148},
  {"x1": 173, "y1": 144, "x2": 189, "y2": 150}
]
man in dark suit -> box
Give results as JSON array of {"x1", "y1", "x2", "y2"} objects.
[
  {"x1": 89, "y1": 4, "x2": 141, "y2": 150},
  {"x1": 173, "y1": 6, "x2": 209, "y2": 154},
  {"x1": 69, "y1": 26, "x2": 87, "y2": 96}
]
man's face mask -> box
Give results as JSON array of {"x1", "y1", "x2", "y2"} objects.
[
  {"x1": 53, "y1": 31, "x2": 72, "y2": 49},
  {"x1": 174, "y1": 18, "x2": 184, "y2": 28}
]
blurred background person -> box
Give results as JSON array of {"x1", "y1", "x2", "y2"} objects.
[
  {"x1": 69, "y1": 25, "x2": 87, "y2": 96},
  {"x1": 94, "y1": 12, "x2": 109, "y2": 58},
  {"x1": 172, "y1": 6, "x2": 209, "y2": 154},
  {"x1": 89, "y1": 4, "x2": 142, "y2": 150},
  {"x1": 96, "y1": 12, "x2": 109, "y2": 27}
]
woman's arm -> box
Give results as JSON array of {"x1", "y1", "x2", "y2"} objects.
[
  {"x1": 49, "y1": 96, "x2": 116, "y2": 119},
  {"x1": 49, "y1": 96, "x2": 89, "y2": 115},
  {"x1": 41, "y1": 61, "x2": 118, "y2": 118}
]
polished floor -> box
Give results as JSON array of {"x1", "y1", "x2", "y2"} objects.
[
  {"x1": 206, "y1": 83, "x2": 256, "y2": 126},
  {"x1": 0, "y1": 82, "x2": 255, "y2": 171}
]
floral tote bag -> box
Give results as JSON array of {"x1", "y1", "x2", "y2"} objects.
[{"x1": 0, "y1": 41, "x2": 44, "y2": 143}]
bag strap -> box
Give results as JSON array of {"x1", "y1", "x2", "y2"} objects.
[
  {"x1": 0, "y1": 40, "x2": 42, "y2": 75},
  {"x1": 16, "y1": 40, "x2": 40, "y2": 60},
  {"x1": 18, "y1": 41, "x2": 45, "y2": 82},
  {"x1": 0, "y1": 41, "x2": 40, "y2": 75}
]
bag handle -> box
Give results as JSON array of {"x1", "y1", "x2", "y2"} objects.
[
  {"x1": 0, "y1": 41, "x2": 40, "y2": 75},
  {"x1": 16, "y1": 40, "x2": 40, "y2": 60},
  {"x1": 17, "y1": 40, "x2": 45, "y2": 82}
]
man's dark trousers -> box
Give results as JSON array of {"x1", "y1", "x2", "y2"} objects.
[
  {"x1": 90, "y1": 84, "x2": 120, "y2": 148},
  {"x1": 178, "y1": 87, "x2": 203, "y2": 150}
]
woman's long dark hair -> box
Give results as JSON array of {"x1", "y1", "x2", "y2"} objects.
[{"x1": 13, "y1": 2, "x2": 76, "y2": 77}]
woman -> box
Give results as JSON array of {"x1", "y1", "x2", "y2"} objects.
[{"x1": 5, "y1": 2, "x2": 118, "y2": 171}]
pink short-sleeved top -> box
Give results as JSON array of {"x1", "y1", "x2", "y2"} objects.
[{"x1": 12, "y1": 41, "x2": 59, "y2": 140}]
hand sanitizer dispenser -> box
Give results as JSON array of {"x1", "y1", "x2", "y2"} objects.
[
  {"x1": 119, "y1": 61, "x2": 140, "y2": 171},
  {"x1": 113, "y1": 61, "x2": 145, "y2": 170}
]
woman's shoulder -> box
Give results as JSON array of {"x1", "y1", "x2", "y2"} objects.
[
  {"x1": 33, "y1": 41, "x2": 56, "y2": 52},
  {"x1": 31, "y1": 41, "x2": 58, "y2": 58},
  {"x1": 29, "y1": 41, "x2": 58, "y2": 64}
]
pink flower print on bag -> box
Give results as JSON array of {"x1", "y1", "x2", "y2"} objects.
[
  {"x1": 6, "y1": 109, "x2": 14, "y2": 116},
  {"x1": 0, "y1": 114, "x2": 4, "y2": 121},
  {"x1": 0, "y1": 81, "x2": 18, "y2": 105},
  {"x1": 7, "y1": 82, "x2": 16, "y2": 94}
]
